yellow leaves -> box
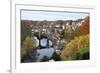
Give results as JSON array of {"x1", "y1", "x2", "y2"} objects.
[
  {"x1": 21, "y1": 36, "x2": 37, "y2": 58},
  {"x1": 61, "y1": 39, "x2": 78, "y2": 60},
  {"x1": 77, "y1": 34, "x2": 89, "y2": 49},
  {"x1": 61, "y1": 34, "x2": 89, "y2": 60},
  {"x1": 23, "y1": 36, "x2": 37, "y2": 49}
]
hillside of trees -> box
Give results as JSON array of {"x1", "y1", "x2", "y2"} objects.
[
  {"x1": 60, "y1": 16, "x2": 90, "y2": 60},
  {"x1": 21, "y1": 16, "x2": 90, "y2": 62}
]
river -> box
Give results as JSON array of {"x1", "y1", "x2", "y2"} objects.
[{"x1": 29, "y1": 37, "x2": 55, "y2": 62}]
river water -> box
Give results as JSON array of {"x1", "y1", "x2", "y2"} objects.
[{"x1": 30, "y1": 37, "x2": 56, "y2": 62}]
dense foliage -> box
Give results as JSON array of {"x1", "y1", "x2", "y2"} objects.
[
  {"x1": 60, "y1": 34, "x2": 89, "y2": 60},
  {"x1": 21, "y1": 36, "x2": 37, "y2": 59},
  {"x1": 60, "y1": 16, "x2": 90, "y2": 60}
]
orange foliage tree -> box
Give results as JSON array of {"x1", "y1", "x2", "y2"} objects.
[{"x1": 75, "y1": 16, "x2": 89, "y2": 36}]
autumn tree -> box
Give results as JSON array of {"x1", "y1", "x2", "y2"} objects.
[
  {"x1": 21, "y1": 36, "x2": 37, "y2": 59},
  {"x1": 60, "y1": 34, "x2": 90, "y2": 60},
  {"x1": 75, "y1": 16, "x2": 89, "y2": 36}
]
